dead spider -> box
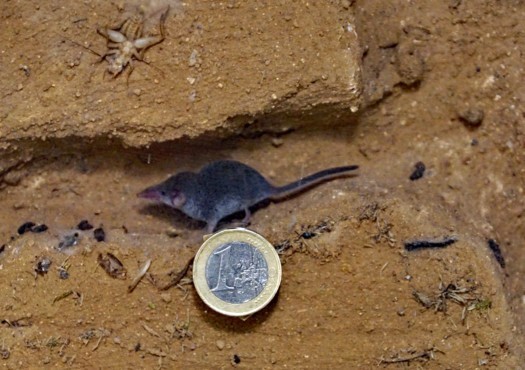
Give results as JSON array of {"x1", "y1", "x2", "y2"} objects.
[{"x1": 96, "y1": 7, "x2": 169, "y2": 79}]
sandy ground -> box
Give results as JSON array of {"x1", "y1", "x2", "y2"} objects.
[
  {"x1": 0, "y1": 0, "x2": 360, "y2": 146},
  {"x1": 1, "y1": 0, "x2": 525, "y2": 369}
]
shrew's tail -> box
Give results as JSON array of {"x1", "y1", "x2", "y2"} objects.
[{"x1": 270, "y1": 165, "x2": 358, "y2": 200}]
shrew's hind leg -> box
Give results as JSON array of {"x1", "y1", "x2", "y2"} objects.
[{"x1": 241, "y1": 208, "x2": 251, "y2": 226}]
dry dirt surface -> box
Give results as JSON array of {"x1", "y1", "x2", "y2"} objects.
[
  {"x1": 1, "y1": 0, "x2": 525, "y2": 369},
  {"x1": 0, "y1": 0, "x2": 361, "y2": 147}
]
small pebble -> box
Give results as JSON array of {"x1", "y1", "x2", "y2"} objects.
[
  {"x1": 165, "y1": 227, "x2": 180, "y2": 238},
  {"x1": 188, "y1": 49, "x2": 198, "y2": 67},
  {"x1": 77, "y1": 220, "x2": 93, "y2": 230},
  {"x1": 449, "y1": 0, "x2": 461, "y2": 9},
  {"x1": 216, "y1": 340, "x2": 225, "y2": 350},
  {"x1": 458, "y1": 107, "x2": 484, "y2": 127},
  {"x1": 94, "y1": 227, "x2": 105, "y2": 242},
  {"x1": 271, "y1": 137, "x2": 284, "y2": 147},
  {"x1": 478, "y1": 358, "x2": 489, "y2": 366},
  {"x1": 20, "y1": 64, "x2": 30, "y2": 77},
  {"x1": 160, "y1": 293, "x2": 172, "y2": 303},
  {"x1": 18, "y1": 221, "x2": 35, "y2": 235},
  {"x1": 1, "y1": 349, "x2": 10, "y2": 360},
  {"x1": 341, "y1": 0, "x2": 351, "y2": 9},
  {"x1": 132, "y1": 88, "x2": 141, "y2": 96}
]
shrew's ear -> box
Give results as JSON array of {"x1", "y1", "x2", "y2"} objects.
[{"x1": 171, "y1": 191, "x2": 186, "y2": 208}]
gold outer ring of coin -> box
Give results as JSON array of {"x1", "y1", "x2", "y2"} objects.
[{"x1": 193, "y1": 228, "x2": 282, "y2": 317}]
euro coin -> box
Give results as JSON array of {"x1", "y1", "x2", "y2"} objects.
[{"x1": 193, "y1": 228, "x2": 282, "y2": 317}]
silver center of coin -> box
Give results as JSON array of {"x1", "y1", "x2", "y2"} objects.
[{"x1": 205, "y1": 241, "x2": 268, "y2": 304}]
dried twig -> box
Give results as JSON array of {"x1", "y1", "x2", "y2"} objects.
[
  {"x1": 52, "y1": 290, "x2": 74, "y2": 304},
  {"x1": 379, "y1": 347, "x2": 441, "y2": 364},
  {"x1": 91, "y1": 329, "x2": 109, "y2": 352},
  {"x1": 128, "y1": 259, "x2": 152, "y2": 293},
  {"x1": 155, "y1": 256, "x2": 194, "y2": 291},
  {"x1": 141, "y1": 321, "x2": 162, "y2": 338},
  {"x1": 1, "y1": 316, "x2": 32, "y2": 328}
]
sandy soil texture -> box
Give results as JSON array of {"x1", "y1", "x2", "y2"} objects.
[
  {"x1": 0, "y1": 0, "x2": 524, "y2": 368},
  {"x1": 0, "y1": 0, "x2": 361, "y2": 147}
]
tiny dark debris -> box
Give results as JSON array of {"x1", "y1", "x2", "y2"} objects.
[
  {"x1": 18, "y1": 221, "x2": 36, "y2": 235},
  {"x1": 31, "y1": 224, "x2": 48, "y2": 233},
  {"x1": 409, "y1": 161, "x2": 426, "y2": 181},
  {"x1": 301, "y1": 231, "x2": 316, "y2": 239},
  {"x1": 0, "y1": 244, "x2": 5, "y2": 255},
  {"x1": 35, "y1": 257, "x2": 52, "y2": 275},
  {"x1": 77, "y1": 220, "x2": 93, "y2": 231},
  {"x1": 299, "y1": 220, "x2": 332, "y2": 240},
  {"x1": 232, "y1": 354, "x2": 241, "y2": 365},
  {"x1": 94, "y1": 227, "x2": 105, "y2": 242},
  {"x1": 404, "y1": 237, "x2": 457, "y2": 251},
  {"x1": 488, "y1": 239, "x2": 505, "y2": 268},
  {"x1": 79, "y1": 328, "x2": 98, "y2": 342},
  {"x1": 59, "y1": 268, "x2": 70, "y2": 280},
  {"x1": 134, "y1": 343, "x2": 141, "y2": 352},
  {"x1": 58, "y1": 233, "x2": 79, "y2": 250},
  {"x1": 98, "y1": 252, "x2": 126, "y2": 279}
]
